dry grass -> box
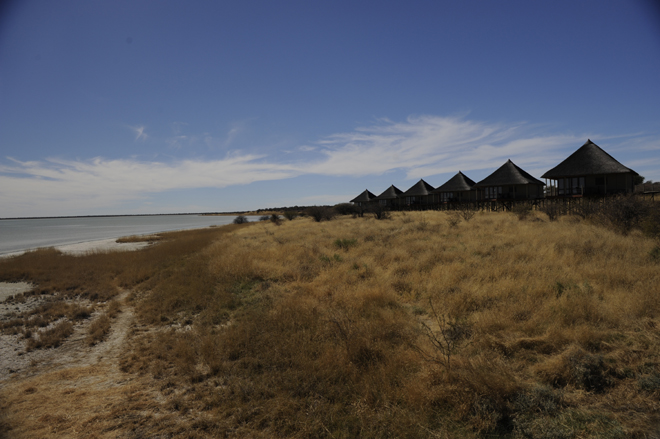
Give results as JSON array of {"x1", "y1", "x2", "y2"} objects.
[
  {"x1": 2, "y1": 212, "x2": 660, "y2": 437},
  {"x1": 117, "y1": 210, "x2": 660, "y2": 437},
  {"x1": 115, "y1": 233, "x2": 163, "y2": 243}
]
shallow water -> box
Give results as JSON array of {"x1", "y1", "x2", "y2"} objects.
[{"x1": 0, "y1": 214, "x2": 258, "y2": 256}]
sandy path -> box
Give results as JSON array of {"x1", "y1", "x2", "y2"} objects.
[{"x1": 0, "y1": 292, "x2": 172, "y2": 438}]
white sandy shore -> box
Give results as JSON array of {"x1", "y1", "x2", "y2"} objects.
[
  {"x1": 0, "y1": 282, "x2": 34, "y2": 302},
  {"x1": 0, "y1": 238, "x2": 152, "y2": 259}
]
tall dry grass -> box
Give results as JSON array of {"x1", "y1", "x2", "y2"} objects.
[
  {"x1": 113, "y1": 210, "x2": 660, "y2": 437},
  {"x1": 2, "y1": 210, "x2": 659, "y2": 437}
]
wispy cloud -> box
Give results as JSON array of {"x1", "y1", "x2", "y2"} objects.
[
  {"x1": 2, "y1": 115, "x2": 658, "y2": 217},
  {"x1": 0, "y1": 155, "x2": 299, "y2": 216},
  {"x1": 305, "y1": 116, "x2": 586, "y2": 179},
  {"x1": 131, "y1": 125, "x2": 148, "y2": 141}
]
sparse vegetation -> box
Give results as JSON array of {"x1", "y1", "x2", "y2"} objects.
[
  {"x1": 512, "y1": 202, "x2": 533, "y2": 220},
  {"x1": 306, "y1": 205, "x2": 337, "y2": 222},
  {"x1": 232, "y1": 215, "x2": 249, "y2": 224},
  {"x1": 366, "y1": 203, "x2": 391, "y2": 220},
  {"x1": 269, "y1": 213, "x2": 281, "y2": 225},
  {"x1": 282, "y1": 210, "x2": 298, "y2": 221},
  {"x1": 27, "y1": 321, "x2": 74, "y2": 350},
  {"x1": 116, "y1": 234, "x2": 162, "y2": 243},
  {"x1": 2, "y1": 210, "x2": 660, "y2": 437},
  {"x1": 335, "y1": 202, "x2": 359, "y2": 216}
]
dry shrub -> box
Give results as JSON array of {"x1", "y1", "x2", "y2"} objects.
[
  {"x1": 306, "y1": 206, "x2": 336, "y2": 222},
  {"x1": 447, "y1": 211, "x2": 462, "y2": 227},
  {"x1": 115, "y1": 234, "x2": 162, "y2": 243},
  {"x1": 366, "y1": 203, "x2": 391, "y2": 220},
  {"x1": 512, "y1": 203, "x2": 533, "y2": 220},
  {"x1": 86, "y1": 314, "x2": 111, "y2": 346},
  {"x1": 591, "y1": 194, "x2": 657, "y2": 235},
  {"x1": 27, "y1": 321, "x2": 73, "y2": 350},
  {"x1": 540, "y1": 202, "x2": 565, "y2": 221}
]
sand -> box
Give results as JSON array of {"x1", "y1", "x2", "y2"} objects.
[
  {"x1": 0, "y1": 238, "x2": 152, "y2": 259},
  {"x1": 0, "y1": 282, "x2": 34, "y2": 302}
]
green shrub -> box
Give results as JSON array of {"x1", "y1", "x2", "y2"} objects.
[{"x1": 334, "y1": 238, "x2": 357, "y2": 250}]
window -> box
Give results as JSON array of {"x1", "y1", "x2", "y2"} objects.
[{"x1": 484, "y1": 186, "x2": 502, "y2": 199}]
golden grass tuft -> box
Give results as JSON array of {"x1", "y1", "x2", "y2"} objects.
[{"x1": 115, "y1": 233, "x2": 163, "y2": 243}]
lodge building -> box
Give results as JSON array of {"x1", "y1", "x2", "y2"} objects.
[{"x1": 350, "y1": 140, "x2": 643, "y2": 208}]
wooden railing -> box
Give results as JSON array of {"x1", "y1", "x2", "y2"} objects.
[{"x1": 635, "y1": 182, "x2": 660, "y2": 193}]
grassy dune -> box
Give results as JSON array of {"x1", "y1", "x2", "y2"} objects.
[{"x1": 2, "y1": 210, "x2": 660, "y2": 437}]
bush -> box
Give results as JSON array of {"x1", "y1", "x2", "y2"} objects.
[
  {"x1": 366, "y1": 203, "x2": 390, "y2": 220},
  {"x1": 282, "y1": 211, "x2": 297, "y2": 221},
  {"x1": 512, "y1": 203, "x2": 532, "y2": 220},
  {"x1": 306, "y1": 206, "x2": 336, "y2": 222},
  {"x1": 458, "y1": 204, "x2": 476, "y2": 222},
  {"x1": 333, "y1": 238, "x2": 357, "y2": 251},
  {"x1": 27, "y1": 321, "x2": 74, "y2": 350},
  {"x1": 573, "y1": 199, "x2": 600, "y2": 219},
  {"x1": 447, "y1": 212, "x2": 461, "y2": 227},
  {"x1": 641, "y1": 203, "x2": 660, "y2": 239},
  {"x1": 87, "y1": 314, "x2": 111, "y2": 346},
  {"x1": 259, "y1": 215, "x2": 271, "y2": 221},
  {"x1": 335, "y1": 203, "x2": 359, "y2": 216},
  {"x1": 597, "y1": 195, "x2": 652, "y2": 235},
  {"x1": 650, "y1": 246, "x2": 660, "y2": 263},
  {"x1": 540, "y1": 202, "x2": 563, "y2": 221},
  {"x1": 233, "y1": 215, "x2": 249, "y2": 224},
  {"x1": 270, "y1": 214, "x2": 281, "y2": 226}
]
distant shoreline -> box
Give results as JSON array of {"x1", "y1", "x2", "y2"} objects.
[
  {"x1": 0, "y1": 212, "x2": 246, "y2": 221},
  {"x1": 0, "y1": 208, "x2": 306, "y2": 221}
]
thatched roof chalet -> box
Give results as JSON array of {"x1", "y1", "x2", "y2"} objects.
[
  {"x1": 475, "y1": 160, "x2": 545, "y2": 200},
  {"x1": 350, "y1": 189, "x2": 376, "y2": 206},
  {"x1": 374, "y1": 185, "x2": 403, "y2": 207},
  {"x1": 432, "y1": 171, "x2": 477, "y2": 202},
  {"x1": 400, "y1": 179, "x2": 435, "y2": 205},
  {"x1": 542, "y1": 140, "x2": 638, "y2": 196}
]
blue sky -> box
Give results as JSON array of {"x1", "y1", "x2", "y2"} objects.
[{"x1": 1, "y1": 0, "x2": 659, "y2": 217}]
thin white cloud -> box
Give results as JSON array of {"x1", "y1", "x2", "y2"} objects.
[
  {"x1": 305, "y1": 115, "x2": 586, "y2": 180},
  {"x1": 0, "y1": 155, "x2": 299, "y2": 216},
  {"x1": 2, "y1": 115, "x2": 658, "y2": 217},
  {"x1": 297, "y1": 194, "x2": 356, "y2": 205},
  {"x1": 131, "y1": 125, "x2": 148, "y2": 141},
  {"x1": 225, "y1": 120, "x2": 252, "y2": 147}
]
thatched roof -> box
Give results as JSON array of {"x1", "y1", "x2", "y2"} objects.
[
  {"x1": 350, "y1": 189, "x2": 376, "y2": 203},
  {"x1": 401, "y1": 179, "x2": 435, "y2": 197},
  {"x1": 432, "y1": 171, "x2": 476, "y2": 193},
  {"x1": 542, "y1": 139, "x2": 638, "y2": 179},
  {"x1": 475, "y1": 160, "x2": 545, "y2": 187},
  {"x1": 375, "y1": 185, "x2": 403, "y2": 200}
]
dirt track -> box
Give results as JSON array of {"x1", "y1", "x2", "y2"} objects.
[{"x1": 0, "y1": 292, "x2": 170, "y2": 438}]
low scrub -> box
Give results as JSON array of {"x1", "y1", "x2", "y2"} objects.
[
  {"x1": 115, "y1": 211, "x2": 660, "y2": 437},
  {"x1": 5, "y1": 212, "x2": 660, "y2": 437},
  {"x1": 116, "y1": 234, "x2": 162, "y2": 243},
  {"x1": 86, "y1": 314, "x2": 111, "y2": 346},
  {"x1": 306, "y1": 206, "x2": 337, "y2": 222},
  {"x1": 27, "y1": 321, "x2": 74, "y2": 350}
]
